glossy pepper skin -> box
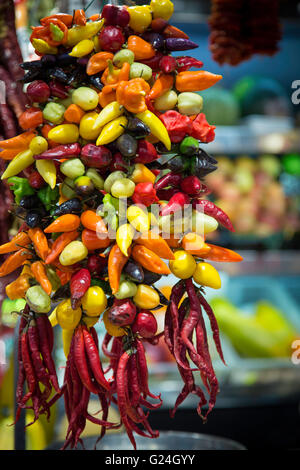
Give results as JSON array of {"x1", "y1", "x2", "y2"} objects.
[
  {"x1": 70, "y1": 268, "x2": 91, "y2": 309},
  {"x1": 132, "y1": 182, "x2": 159, "y2": 207}
]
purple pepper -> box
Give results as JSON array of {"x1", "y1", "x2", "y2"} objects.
[
  {"x1": 142, "y1": 32, "x2": 164, "y2": 50},
  {"x1": 164, "y1": 38, "x2": 198, "y2": 52}
]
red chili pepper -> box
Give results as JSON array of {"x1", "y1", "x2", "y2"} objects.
[
  {"x1": 82, "y1": 326, "x2": 110, "y2": 391},
  {"x1": 70, "y1": 268, "x2": 91, "y2": 309},
  {"x1": 109, "y1": 152, "x2": 127, "y2": 172},
  {"x1": 159, "y1": 55, "x2": 177, "y2": 74},
  {"x1": 156, "y1": 187, "x2": 179, "y2": 201},
  {"x1": 192, "y1": 199, "x2": 234, "y2": 232},
  {"x1": 176, "y1": 56, "x2": 204, "y2": 71},
  {"x1": 134, "y1": 140, "x2": 158, "y2": 164},
  {"x1": 160, "y1": 192, "x2": 190, "y2": 216},
  {"x1": 154, "y1": 172, "x2": 181, "y2": 191},
  {"x1": 36, "y1": 316, "x2": 60, "y2": 392},
  {"x1": 132, "y1": 182, "x2": 159, "y2": 207},
  {"x1": 108, "y1": 299, "x2": 136, "y2": 326},
  {"x1": 160, "y1": 110, "x2": 193, "y2": 143},
  {"x1": 139, "y1": 51, "x2": 164, "y2": 71},
  {"x1": 28, "y1": 170, "x2": 46, "y2": 189},
  {"x1": 180, "y1": 175, "x2": 202, "y2": 195},
  {"x1": 74, "y1": 326, "x2": 99, "y2": 395},
  {"x1": 190, "y1": 113, "x2": 216, "y2": 143},
  {"x1": 35, "y1": 143, "x2": 81, "y2": 160}
]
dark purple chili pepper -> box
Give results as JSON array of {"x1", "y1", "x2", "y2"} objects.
[
  {"x1": 142, "y1": 32, "x2": 164, "y2": 50},
  {"x1": 164, "y1": 38, "x2": 198, "y2": 52},
  {"x1": 81, "y1": 144, "x2": 112, "y2": 169}
]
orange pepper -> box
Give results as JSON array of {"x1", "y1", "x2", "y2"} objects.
[
  {"x1": 81, "y1": 210, "x2": 108, "y2": 233},
  {"x1": 31, "y1": 18, "x2": 68, "y2": 47},
  {"x1": 44, "y1": 214, "x2": 81, "y2": 233},
  {"x1": 45, "y1": 230, "x2": 79, "y2": 264},
  {"x1": 108, "y1": 244, "x2": 130, "y2": 295},
  {"x1": 176, "y1": 71, "x2": 223, "y2": 92},
  {"x1": 181, "y1": 232, "x2": 211, "y2": 257},
  {"x1": 116, "y1": 78, "x2": 150, "y2": 114},
  {"x1": 163, "y1": 24, "x2": 189, "y2": 39},
  {"x1": 101, "y1": 61, "x2": 130, "y2": 86},
  {"x1": 0, "y1": 131, "x2": 36, "y2": 151},
  {"x1": 31, "y1": 261, "x2": 52, "y2": 295},
  {"x1": 132, "y1": 245, "x2": 171, "y2": 275},
  {"x1": 0, "y1": 231, "x2": 31, "y2": 255},
  {"x1": 40, "y1": 13, "x2": 73, "y2": 27},
  {"x1": 201, "y1": 244, "x2": 243, "y2": 263},
  {"x1": 89, "y1": 14, "x2": 101, "y2": 21},
  {"x1": 136, "y1": 231, "x2": 175, "y2": 260},
  {"x1": 163, "y1": 233, "x2": 181, "y2": 249},
  {"x1": 127, "y1": 36, "x2": 155, "y2": 60},
  {"x1": 81, "y1": 229, "x2": 111, "y2": 251},
  {"x1": 73, "y1": 9, "x2": 86, "y2": 26},
  {"x1": 19, "y1": 107, "x2": 43, "y2": 131},
  {"x1": 64, "y1": 104, "x2": 85, "y2": 124},
  {"x1": 0, "y1": 249, "x2": 32, "y2": 277},
  {"x1": 99, "y1": 88, "x2": 117, "y2": 108},
  {"x1": 28, "y1": 227, "x2": 49, "y2": 261},
  {"x1": 56, "y1": 269, "x2": 72, "y2": 286},
  {"x1": 41, "y1": 124, "x2": 57, "y2": 148},
  {"x1": 6, "y1": 274, "x2": 32, "y2": 300},
  {"x1": 147, "y1": 74, "x2": 174, "y2": 100},
  {"x1": 86, "y1": 52, "x2": 114, "y2": 76}
]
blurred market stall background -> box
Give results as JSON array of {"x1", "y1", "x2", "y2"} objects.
[{"x1": 0, "y1": 0, "x2": 299, "y2": 450}]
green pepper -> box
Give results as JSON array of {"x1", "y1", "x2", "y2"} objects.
[
  {"x1": 179, "y1": 136, "x2": 200, "y2": 156},
  {"x1": 7, "y1": 177, "x2": 35, "y2": 204},
  {"x1": 38, "y1": 184, "x2": 59, "y2": 211},
  {"x1": 97, "y1": 193, "x2": 120, "y2": 232},
  {"x1": 50, "y1": 22, "x2": 64, "y2": 42}
]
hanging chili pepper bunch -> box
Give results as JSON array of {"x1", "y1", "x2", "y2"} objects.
[
  {"x1": 0, "y1": 0, "x2": 244, "y2": 449},
  {"x1": 15, "y1": 304, "x2": 59, "y2": 425},
  {"x1": 209, "y1": 0, "x2": 281, "y2": 66}
]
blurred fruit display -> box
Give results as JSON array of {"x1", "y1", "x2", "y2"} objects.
[{"x1": 205, "y1": 154, "x2": 300, "y2": 246}]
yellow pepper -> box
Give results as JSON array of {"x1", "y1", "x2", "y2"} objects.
[
  {"x1": 150, "y1": 0, "x2": 174, "y2": 21},
  {"x1": 36, "y1": 160, "x2": 57, "y2": 189},
  {"x1": 130, "y1": 163, "x2": 156, "y2": 185},
  {"x1": 169, "y1": 250, "x2": 197, "y2": 279},
  {"x1": 133, "y1": 284, "x2": 160, "y2": 310},
  {"x1": 116, "y1": 223, "x2": 135, "y2": 257},
  {"x1": 31, "y1": 38, "x2": 58, "y2": 54},
  {"x1": 59, "y1": 240, "x2": 88, "y2": 266},
  {"x1": 66, "y1": 20, "x2": 104, "y2": 47},
  {"x1": 92, "y1": 101, "x2": 124, "y2": 131},
  {"x1": 49, "y1": 306, "x2": 58, "y2": 327},
  {"x1": 193, "y1": 262, "x2": 221, "y2": 289},
  {"x1": 29, "y1": 136, "x2": 48, "y2": 155},
  {"x1": 56, "y1": 299, "x2": 82, "y2": 330},
  {"x1": 1, "y1": 149, "x2": 34, "y2": 180},
  {"x1": 69, "y1": 39, "x2": 94, "y2": 57},
  {"x1": 62, "y1": 328, "x2": 74, "y2": 358},
  {"x1": 128, "y1": 5, "x2": 152, "y2": 33},
  {"x1": 127, "y1": 205, "x2": 150, "y2": 233},
  {"x1": 79, "y1": 112, "x2": 101, "y2": 140},
  {"x1": 103, "y1": 309, "x2": 125, "y2": 337},
  {"x1": 81, "y1": 286, "x2": 107, "y2": 316},
  {"x1": 96, "y1": 115, "x2": 127, "y2": 146},
  {"x1": 48, "y1": 124, "x2": 79, "y2": 144},
  {"x1": 135, "y1": 110, "x2": 171, "y2": 150}
]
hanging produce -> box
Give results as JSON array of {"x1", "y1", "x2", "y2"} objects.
[
  {"x1": 0, "y1": 1, "x2": 243, "y2": 450},
  {"x1": 209, "y1": 0, "x2": 281, "y2": 66}
]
